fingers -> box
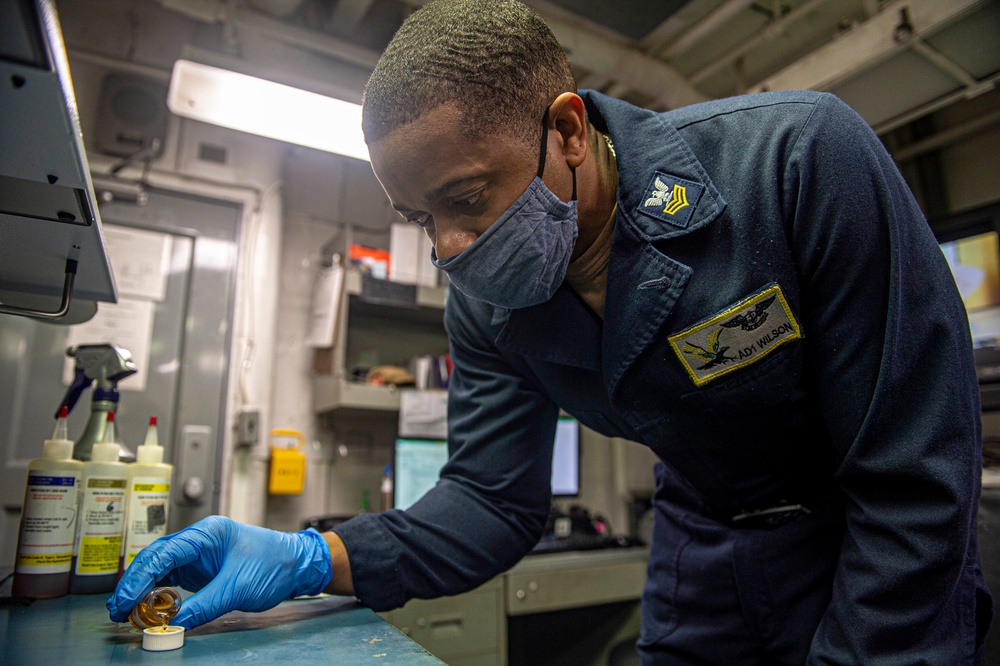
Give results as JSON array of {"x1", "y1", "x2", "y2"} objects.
[
  {"x1": 107, "y1": 517, "x2": 228, "y2": 622},
  {"x1": 170, "y1": 575, "x2": 238, "y2": 630}
]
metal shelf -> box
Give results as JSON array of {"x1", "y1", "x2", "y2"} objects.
[
  {"x1": 313, "y1": 376, "x2": 402, "y2": 413},
  {"x1": 343, "y1": 269, "x2": 447, "y2": 309},
  {"x1": 313, "y1": 271, "x2": 449, "y2": 414}
]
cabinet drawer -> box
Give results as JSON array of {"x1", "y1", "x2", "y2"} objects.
[
  {"x1": 506, "y1": 558, "x2": 646, "y2": 615},
  {"x1": 381, "y1": 578, "x2": 503, "y2": 661}
]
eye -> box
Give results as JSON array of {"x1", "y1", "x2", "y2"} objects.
[
  {"x1": 450, "y1": 191, "x2": 482, "y2": 210},
  {"x1": 406, "y1": 212, "x2": 433, "y2": 229}
]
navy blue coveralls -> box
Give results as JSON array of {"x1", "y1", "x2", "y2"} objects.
[{"x1": 336, "y1": 90, "x2": 992, "y2": 663}]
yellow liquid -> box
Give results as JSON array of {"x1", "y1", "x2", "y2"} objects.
[{"x1": 129, "y1": 587, "x2": 181, "y2": 630}]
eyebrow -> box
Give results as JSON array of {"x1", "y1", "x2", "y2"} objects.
[
  {"x1": 390, "y1": 174, "x2": 485, "y2": 213},
  {"x1": 424, "y1": 176, "x2": 479, "y2": 204}
]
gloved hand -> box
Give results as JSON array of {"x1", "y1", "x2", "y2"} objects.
[{"x1": 107, "y1": 515, "x2": 333, "y2": 630}]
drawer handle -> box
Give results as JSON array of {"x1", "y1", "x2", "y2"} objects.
[{"x1": 425, "y1": 613, "x2": 464, "y2": 639}]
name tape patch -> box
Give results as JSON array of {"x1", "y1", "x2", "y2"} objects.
[
  {"x1": 669, "y1": 284, "x2": 801, "y2": 387},
  {"x1": 637, "y1": 171, "x2": 705, "y2": 229}
]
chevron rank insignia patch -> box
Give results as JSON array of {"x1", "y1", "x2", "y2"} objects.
[
  {"x1": 669, "y1": 284, "x2": 801, "y2": 387},
  {"x1": 637, "y1": 171, "x2": 705, "y2": 229}
]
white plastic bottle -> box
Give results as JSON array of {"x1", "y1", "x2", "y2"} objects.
[
  {"x1": 122, "y1": 416, "x2": 173, "y2": 571},
  {"x1": 69, "y1": 411, "x2": 128, "y2": 594},
  {"x1": 12, "y1": 407, "x2": 83, "y2": 598},
  {"x1": 380, "y1": 464, "x2": 394, "y2": 512}
]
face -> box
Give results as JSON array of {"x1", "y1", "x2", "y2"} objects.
[{"x1": 368, "y1": 103, "x2": 543, "y2": 260}]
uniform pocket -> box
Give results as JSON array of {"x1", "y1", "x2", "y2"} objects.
[
  {"x1": 678, "y1": 343, "x2": 803, "y2": 416},
  {"x1": 639, "y1": 465, "x2": 693, "y2": 646},
  {"x1": 966, "y1": 561, "x2": 994, "y2": 661}
]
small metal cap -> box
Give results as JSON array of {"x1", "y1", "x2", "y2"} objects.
[{"x1": 142, "y1": 625, "x2": 185, "y2": 651}]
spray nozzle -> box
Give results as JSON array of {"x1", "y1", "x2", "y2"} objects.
[{"x1": 55, "y1": 344, "x2": 137, "y2": 417}]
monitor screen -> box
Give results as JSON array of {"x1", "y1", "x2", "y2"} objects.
[
  {"x1": 940, "y1": 230, "x2": 1000, "y2": 345},
  {"x1": 393, "y1": 417, "x2": 581, "y2": 509},
  {"x1": 394, "y1": 438, "x2": 449, "y2": 511},
  {"x1": 551, "y1": 417, "x2": 580, "y2": 496}
]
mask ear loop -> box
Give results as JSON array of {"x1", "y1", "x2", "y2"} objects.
[
  {"x1": 537, "y1": 108, "x2": 549, "y2": 179},
  {"x1": 537, "y1": 107, "x2": 577, "y2": 201}
]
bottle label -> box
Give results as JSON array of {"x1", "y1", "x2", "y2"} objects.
[
  {"x1": 75, "y1": 476, "x2": 127, "y2": 575},
  {"x1": 124, "y1": 476, "x2": 170, "y2": 568},
  {"x1": 15, "y1": 473, "x2": 81, "y2": 574}
]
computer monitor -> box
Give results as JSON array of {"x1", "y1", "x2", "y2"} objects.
[
  {"x1": 939, "y1": 228, "x2": 1000, "y2": 346},
  {"x1": 394, "y1": 438, "x2": 449, "y2": 511},
  {"x1": 551, "y1": 417, "x2": 580, "y2": 497},
  {"x1": 393, "y1": 417, "x2": 581, "y2": 509}
]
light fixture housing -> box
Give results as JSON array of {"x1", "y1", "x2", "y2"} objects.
[{"x1": 167, "y1": 59, "x2": 369, "y2": 162}]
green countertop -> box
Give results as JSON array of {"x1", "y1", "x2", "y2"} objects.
[{"x1": 0, "y1": 586, "x2": 444, "y2": 665}]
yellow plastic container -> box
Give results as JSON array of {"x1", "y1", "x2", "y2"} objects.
[{"x1": 268, "y1": 429, "x2": 307, "y2": 495}]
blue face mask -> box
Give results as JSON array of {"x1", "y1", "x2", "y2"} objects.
[{"x1": 431, "y1": 111, "x2": 579, "y2": 309}]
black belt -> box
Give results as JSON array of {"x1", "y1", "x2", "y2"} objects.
[{"x1": 730, "y1": 503, "x2": 812, "y2": 529}]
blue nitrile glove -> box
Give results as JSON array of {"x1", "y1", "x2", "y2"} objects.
[{"x1": 107, "y1": 515, "x2": 333, "y2": 630}]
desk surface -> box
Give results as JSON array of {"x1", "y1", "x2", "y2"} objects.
[{"x1": 0, "y1": 589, "x2": 443, "y2": 665}]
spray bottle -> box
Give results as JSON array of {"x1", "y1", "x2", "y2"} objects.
[
  {"x1": 69, "y1": 411, "x2": 128, "y2": 594},
  {"x1": 12, "y1": 407, "x2": 83, "y2": 599},
  {"x1": 56, "y1": 344, "x2": 137, "y2": 461},
  {"x1": 122, "y1": 416, "x2": 173, "y2": 571}
]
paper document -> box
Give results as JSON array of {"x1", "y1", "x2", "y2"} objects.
[{"x1": 305, "y1": 264, "x2": 345, "y2": 347}]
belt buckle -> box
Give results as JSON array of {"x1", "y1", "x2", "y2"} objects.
[{"x1": 731, "y1": 503, "x2": 810, "y2": 529}]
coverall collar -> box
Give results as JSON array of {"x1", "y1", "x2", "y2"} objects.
[{"x1": 497, "y1": 91, "x2": 728, "y2": 397}]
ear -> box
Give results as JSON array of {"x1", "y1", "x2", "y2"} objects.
[{"x1": 548, "y1": 92, "x2": 588, "y2": 169}]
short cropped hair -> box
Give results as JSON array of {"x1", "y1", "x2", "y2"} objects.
[{"x1": 362, "y1": 0, "x2": 576, "y2": 147}]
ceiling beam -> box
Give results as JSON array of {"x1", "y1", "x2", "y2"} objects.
[
  {"x1": 640, "y1": 0, "x2": 729, "y2": 57},
  {"x1": 748, "y1": 0, "x2": 987, "y2": 93},
  {"x1": 690, "y1": 0, "x2": 828, "y2": 87},
  {"x1": 234, "y1": 5, "x2": 382, "y2": 69},
  {"x1": 660, "y1": 0, "x2": 757, "y2": 61},
  {"x1": 327, "y1": 0, "x2": 377, "y2": 37},
  {"x1": 400, "y1": 0, "x2": 709, "y2": 109},
  {"x1": 891, "y1": 107, "x2": 1000, "y2": 162},
  {"x1": 543, "y1": 11, "x2": 709, "y2": 108}
]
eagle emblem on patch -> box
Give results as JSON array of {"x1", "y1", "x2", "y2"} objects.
[
  {"x1": 637, "y1": 171, "x2": 704, "y2": 229},
  {"x1": 669, "y1": 285, "x2": 801, "y2": 386}
]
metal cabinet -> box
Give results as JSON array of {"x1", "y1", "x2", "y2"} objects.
[
  {"x1": 380, "y1": 577, "x2": 506, "y2": 666},
  {"x1": 380, "y1": 549, "x2": 649, "y2": 666}
]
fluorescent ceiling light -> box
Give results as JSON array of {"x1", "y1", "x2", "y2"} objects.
[{"x1": 167, "y1": 59, "x2": 369, "y2": 162}]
